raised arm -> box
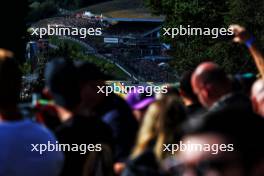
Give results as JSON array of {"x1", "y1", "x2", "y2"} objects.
[{"x1": 229, "y1": 24, "x2": 264, "y2": 77}]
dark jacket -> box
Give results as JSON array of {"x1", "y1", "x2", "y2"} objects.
[
  {"x1": 209, "y1": 92, "x2": 253, "y2": 113},
  {"x1": 122, "y1": 150, "x2": 168, "y2": 176},
  {"x1": 55, "y1": 115, "x2": 113, "y2": 176},
  {"x1": 97, "y1": 94, "x2": 139, "y2": 162}
]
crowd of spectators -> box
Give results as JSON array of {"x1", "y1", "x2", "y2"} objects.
[
  {"x1": 123, "y1": 59, "x2": 177, "y2": 82},
  {"x1": 30, "y1": 14, "x2": 176, "y2": 83},
  {"x1": 2, "y1": 9, "x2": 264, "y2": 175},
  {"x1": 33, "y1": 16, "x2": 105, "y2": 29},
  {"x1": 105, "y1": 22, "x2": 160, "y2": 37}
]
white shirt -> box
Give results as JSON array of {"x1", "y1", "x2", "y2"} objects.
[{"x1": 0, "y1": 119, "x2": 64, "y2": 176}]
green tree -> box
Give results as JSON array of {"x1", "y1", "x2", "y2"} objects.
[
  {"x1": 57, "y1": 0, "x2": 109, "y2": 9},
  {"x1": 27, "y1": 0, "x2": 58, "y2": 22},
  {"x1": 145, "y1": 0, "x2": 264, "y2": 74}
]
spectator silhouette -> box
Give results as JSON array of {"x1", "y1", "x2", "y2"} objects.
[
  {"x1": 191, "y1": 62, "x2": 253, "y2": 113},
  {"x1": 76, "y1": 62, "x2": 138, "y2": 175},
  {"x1": 179, "y1": 71, "x2": 203, "y2": 117},
  {"x1": 44, "y1": 59, "x2": 113, "y2": 176},
  {"x1": 0, "y1": 49, "x2": 63, "y2": 176}
]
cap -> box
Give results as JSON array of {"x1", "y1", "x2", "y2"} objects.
[{"x1": 126, "y1": 91, "x2": 155, "y2": 110}]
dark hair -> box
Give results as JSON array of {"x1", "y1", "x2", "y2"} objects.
[
  {"x1": 45, "y1": 58, "x2": 80, "y2": 110},
  {"x1": 155, "y1": 96, "x2": 187, "y2": 160},
  {"x1": 0, "y1": 56, "x2": 21, "y2": 108},
  {"x1": 179, "y1": 71, "x2": 198, "y2": 101},
  {"x1": 0, "y1": 0, "x2": 28, "y2": 61},
  {"x1": 159, "y1": 96, "x2": 186, "y2": 136},
  {"x1": 232, "y1": 73, "x2": 256, "y2": 95},
  {"x1": 77, "y1": 62, "x2": 110, "y2": 84}
]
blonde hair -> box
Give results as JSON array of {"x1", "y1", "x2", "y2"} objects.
[
  {"x1": 131, "y1": 96, "x2": 186, "y2": 162},
  {"x1": 131, "y1": 101, "x2": 162, "y2": 159},
  {"x1": 154, "y1": 96, "x2": 186, "y2": 161}
]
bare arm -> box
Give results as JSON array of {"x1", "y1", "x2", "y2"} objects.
[
  {"x1": 229, "y1": 24, "x2": 264, "y2": 77},
  {"x1": 248, "y1": 44, "x2": 264, "y2": 76}
]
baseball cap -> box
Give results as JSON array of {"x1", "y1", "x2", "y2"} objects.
[{"x1": 126, "y1": 91, "x2": 155, "y2": 110}]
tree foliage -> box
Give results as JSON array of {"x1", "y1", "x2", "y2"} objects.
[
  {"x1": 145, "y1": 0, "x2": 264, "y2": 74},
  {"x1": 27, "y1": 0, "x2": 58, "y2": 22}
]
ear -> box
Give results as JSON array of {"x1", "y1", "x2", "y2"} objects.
[
  {"x1": 200, "y1": 88, "x2": 209, "y2": 100},
  {"x1": 203, "y1": 84, "x2": 214, "y2": 98}
]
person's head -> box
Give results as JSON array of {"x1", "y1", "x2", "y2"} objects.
[
  {"x1": 251, "y1": 79, "x2": 264, "y2": 117},
  {"x1": 131, "y1": 101, "x2": 163, "y2": 159},
  {"x1": 232, "y1": 73, "x2": 256, "y2": 96},
  {"x1": 177, "y1": 133, "x2": 244, "y2": 176},
  {"x1": 0, "y1": 49, "x2": 21, "y2": 112},
  {"x1": 175, "y1": 107, "x2": 264, "y2": 176},
  {"x1": 126, "y1": 91, "x2": 155, "y2": 122},
  {"x1": 179, "y1": 71, "x2": 199, "y2": 106},
  {"x1": 77, "y1": 62, "x2": 108, "y2": 109},
  {"x1": 154, "y1": 96, "x2": 186, "y2": 161},
  {"x1": 191, "y1": 62, "x2": 232, "y2": 108},
  {"x1": 0, "y1": 0, "x2": 27, "y2": 60},
  {"x1": 44, "y1": 58, "x2": 80, "y2": 111},
  {"x1": 131, "y1": 96, "x2": 186, "y2": 161}
]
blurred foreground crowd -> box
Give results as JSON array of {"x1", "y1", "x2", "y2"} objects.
[{"x1": 1, "y1": 22, "x2": 264, "y2": 176}]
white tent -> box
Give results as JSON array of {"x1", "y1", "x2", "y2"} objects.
[{"x1": 83, "y1": 11, "x2": 93, "y2": 17}]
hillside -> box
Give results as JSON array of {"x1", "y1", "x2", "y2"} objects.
[{"x1": 76, "y1": 0, "x2": 164, "y2": 19}]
